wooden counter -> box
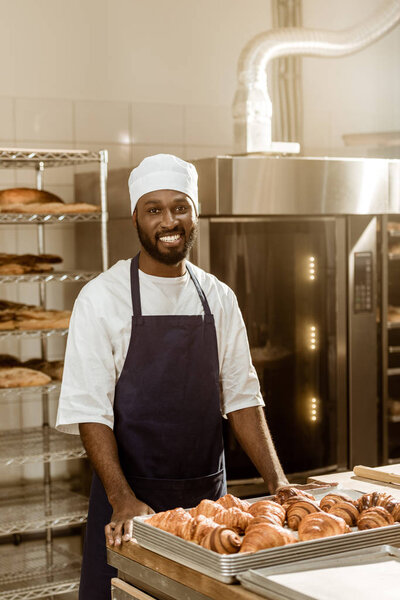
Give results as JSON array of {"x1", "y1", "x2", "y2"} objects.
[{"x1": 108, "y1": 467, "x2": 400, "y2": 600}]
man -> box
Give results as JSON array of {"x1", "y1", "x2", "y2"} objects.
[{"x1": 56, "y1": 154, "x2": 290, "y2": 599}]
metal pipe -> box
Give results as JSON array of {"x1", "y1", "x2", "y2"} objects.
[
  {"x1": 99, "y1": 150, "x2": 109, "y2": 272},
  {"x1": 233, "y1": 0, "x2": 400, "y2": 153}
]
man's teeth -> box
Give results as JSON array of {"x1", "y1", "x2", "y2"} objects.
[{"x1": 159, "y1": 234, "x2": 181, "y2": 242}]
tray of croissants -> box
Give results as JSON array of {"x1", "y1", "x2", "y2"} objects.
[{"x1": 132, "y1": 486, "x2": 400, "y2": 583}]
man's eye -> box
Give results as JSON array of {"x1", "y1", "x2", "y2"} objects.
[
  {"x1": 176, "y1": 205, "x2": 188, "y2": 212},
  {"x1": 148, "y1": 208, "x2": 159, "y2": 214}
]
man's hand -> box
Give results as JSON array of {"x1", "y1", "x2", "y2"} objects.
[
  {"x1": 275, "y1": 481, "x2": 338, "y2": 494},
  {"x1": 105, "y1": 495, "x2": 154, "y2": 547}
]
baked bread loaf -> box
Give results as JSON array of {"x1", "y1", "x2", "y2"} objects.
[
  {"x1": 0, "y1": 367, "x2": 51, "y2": 388},
  {"x1": 216, "y1": 493, "x2": 251, "y2": 512},
  {"x1": 240, "y1": 522, "x2": 296, "y2": 553},
  {"x1": 0, "y1": 188, "x2": 64, "y2": 206},
  {"x1": 0, "y1": 253, "x2": 62, "y2": 275},
  {"x1": 200, "y1": 525, "x2": 241, "y2": 554},
  {"x1": 248, "y1": 500, "x2": 286, "y2": 525},
  {"x1": 357, "y1": 507, "x2": 395, "y2": 530},
  {"x1": 320, "y1": 493, "x2": 355, "y2": 512},
  {"x1": 275, "y1": 486, "x2": 316, "y2": 505},
  {"x1": 15, "y1": 308, "x2": 71, "y2": 330},
  {"x1": 298, "y1": 512, "x2": 350, "y2": 541},
  {"x1": 328, "y1": 501, "x2": 360, "y2": 526},
  {"x1": 23, "y1": 359, "x2": 64, "y2": 381},
  {"x1": 286, "y1": 499, "x2": 322, "y2": 531}
]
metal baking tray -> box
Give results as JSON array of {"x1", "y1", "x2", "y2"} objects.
[
  {"x1": 132, "y1": 488, "x2": 400, "y2": 583},
  {"x1": 237, "y1": 545, "x2": 400, "y2": 600}
]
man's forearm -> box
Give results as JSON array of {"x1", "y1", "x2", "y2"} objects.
[
  {"x1": 79, "y1": 422, "x2": 134, "y2": 506},
  {"x1": 227, "y1": 406, "x2": 289, "y2": 493}
]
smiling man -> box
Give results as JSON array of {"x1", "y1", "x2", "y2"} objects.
[{"x1": 56, "y1": 154, "x2": 289, "y2": 600}]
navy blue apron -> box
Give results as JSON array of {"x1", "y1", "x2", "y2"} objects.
[{"x1": 79, "y1": 253, "x2": 226, "y2": 599}]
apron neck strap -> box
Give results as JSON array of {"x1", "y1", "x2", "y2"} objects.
[
  {"x1": 131, "y1": 254, "x2": 142, "y2": 316},
  {"x1": 130, "y1": 254, "x2": 212, "y2": 317},
  {"x1": 186, "y1": 263, "x2": 212, "y2": 316}
]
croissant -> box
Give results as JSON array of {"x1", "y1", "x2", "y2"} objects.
[
  {"x1": 275, "y1": 486, "x2": 316, "y2": 505},
  {"x1": 392, "y1": 503, "x2": 400, "y2": 522},
  {"x1": 320, "y1": 493, "x2": 355, "y2": 512},
  {"x1": 298, "y1": 512, "x2": 350, "y2": 541},
  {"x1": 216, "y1": 493, "x2": 251, "y2": 512},
  {"x1": 147, "y1": 507, "x2": 190, "y2": 535},
  {"x1": 214, "y1": 506, "x2": 253, "y2": 533},
  {"x1": 357, "y1": 507, "x2": 395, "y2": 530},
  {"x1": 328, "y1": 502, "x2": 360, "y2": 527},
  {"x1": 286, "y1": 499, "x2": 322, "y2": 531},
  {"x1": 248, "y1": 500, "x2": 286, "y2": 525},
  {"x1": 245, "y1": 515, "x2": 284, "y2": 530},
  {"x1": 189, "y1": 499, "x2": 226, "y2": 519},
  {"x1": 357, "y1": 492, "x2": 398, "y2": 514},
  {"x1": 240, "y1": 522, "x2": 296, "y2": 553},
  {"x1": 200, "y1": 525, "x2": 242, "y2": 554},
  {"x1": 191, "y1": 515, "x2": 220, "y2": 544}
]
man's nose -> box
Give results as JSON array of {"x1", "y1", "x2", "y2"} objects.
[{"x1": 160, "y1": 209, "x2": 177, "y2": 228}]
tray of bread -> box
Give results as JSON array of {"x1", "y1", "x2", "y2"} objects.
[{"x1": 132, "y1": 486, "x2": 400, "y2": 583}]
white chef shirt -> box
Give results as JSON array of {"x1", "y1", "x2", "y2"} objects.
[{"x1": 56, "y1": 259, "x2": 264, "y2": 435}]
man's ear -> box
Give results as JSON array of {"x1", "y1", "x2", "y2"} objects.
[{"x1": 132, "y1": 210, "x2": 137, "y2": 229}]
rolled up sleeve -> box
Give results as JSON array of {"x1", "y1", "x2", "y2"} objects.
[{"x1": 56, "y1": 290, "x2": 116, "y2": 435}]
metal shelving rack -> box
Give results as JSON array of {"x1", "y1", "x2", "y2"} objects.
[{"x1": 0, "y1": 147, "x2": 108, "y2": 599}]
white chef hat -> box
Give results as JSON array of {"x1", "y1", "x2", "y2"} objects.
[{"x1": 128, "y1": 154, "x2": 199, "y2": 215}]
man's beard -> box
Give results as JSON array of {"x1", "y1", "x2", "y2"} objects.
[{"x1": 136, "y1": 221, "x2": 198, "y2": 265}]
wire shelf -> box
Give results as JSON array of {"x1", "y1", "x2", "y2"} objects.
[
  {"x1": 389, "y1": 346, "x2": 400, "y2": 353},
  {"x1": 0, "y1": 147, "x2": 101, "y2": 168},
  {"x1": 389, "y1": 415, "x2": 400, "y2": 423},
  {"x1": 388, "y1": 253, "x2": 400, "y2": 260},
  {"x1": 0, "y1": 328, "x2": 68, "y2": 340},
  {"x1": 0, "y1": 382, "x2": 61, "y2": 399},
  {"x1": 0, "y1": 427, "x2": 85, "y2": 465},
  {"x1": 0, "y1": 271, "x2": 100, "y2": 284},
  {"x1": 0, "y1": 213, "x2": 103, "y2": 224},
  {"x1": 0, "y1": 540, "x2": 80, "y2": 600},
  {"x1": 0, "y1": 484, "x2": 88, "y2": 536},
  {"x1": 387, "y1": 321, "x2": 400, "y2": 329}
]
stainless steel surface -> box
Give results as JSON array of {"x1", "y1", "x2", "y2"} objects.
[
  {"x1": 108, "y1": 552, "x2": 209, "y2": 600},
  {"x1": 0, "y1": 540, "x2": 80, "y2": 600},
  {"x1": 0, "y1": 427, "x2": 85, "y2": 465},
  {"x1": 348, "y1": 216, "x2": 379, "y2": 466},
  {"x1": 132, "y1": 489, "x2": 400, "y2": 584},
  {"x1": 194, "y1": 156, "x2": 397, "y2": 216},
  {"x1": 237, "y1": 545, "x2": 400, "y2": 600}
]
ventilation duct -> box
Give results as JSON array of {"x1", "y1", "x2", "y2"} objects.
[{"x1": 233, "y1": 0, "x2": 400, "y2": 154}]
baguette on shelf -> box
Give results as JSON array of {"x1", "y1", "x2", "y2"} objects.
[
  {"x1": 0, "y1": 253, "x2": 62, "y2": 275},
  {"x1": 0, "y1": 355, "x2": 64, "y2": 388},
  {"x1": 0, "y1": 300, "x2": 71, "y2": 331},
  {"x1": 0, "y1": 187, "x2": 100, "y2": 214},
  {"x1": 143, "y1": 487, "x2": 400, "y2": 555}
]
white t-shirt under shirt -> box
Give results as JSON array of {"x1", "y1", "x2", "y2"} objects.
[{"x1": 56, "y1": 259, "x2": 264, "y2": 435}]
